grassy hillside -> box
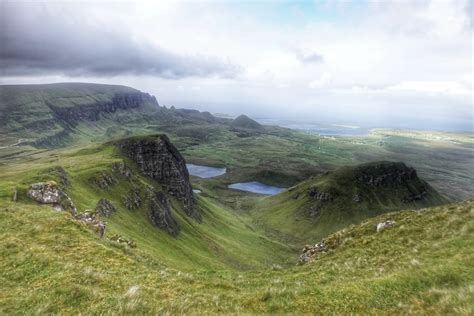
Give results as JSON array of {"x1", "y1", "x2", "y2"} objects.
[
  {"x1": 1, "y1": 197, "x2": 472, "y2": 314},
  {"x1": 1, "y1": 83, "x2": 473, "y2": 200},
  {"x1": 251, "y1": 161, "x2": 448, "y2": 243},
  {"x1": 0, "y1": 141, "x2": 293, "y2": 271},
  {"x1": 0, "y1": 83, "x2": 472, "y2": 314}
]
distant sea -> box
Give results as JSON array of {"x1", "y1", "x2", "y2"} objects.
[
  {"x1": 255, "y1": 118, "x2": 370, "y2": 136},
  {"x1": 255, "y1": 117, "x2": 473, "y2": 136}
]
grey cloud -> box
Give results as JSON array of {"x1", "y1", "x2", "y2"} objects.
[
  {"x1": 296, "y1": 51, "x2": 324, "y2": 64},
  {"x1": 0, "y1": 2, "x2": 241, "y2": 78}
]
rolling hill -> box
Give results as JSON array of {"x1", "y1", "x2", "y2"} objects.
[{"x1": 252, "y1": 161, "x2": 448, "y2": 243}]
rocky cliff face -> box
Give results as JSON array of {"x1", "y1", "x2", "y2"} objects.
[
  {"x1": 48, "y1": 92, "x2": 157, "y2": 125},
  {"x1": 116, "y1": 135, "x2": 200, "y2": 222},
  {"x1": 149, "y1": 192, "x2": 180, "y2": 236},
  {"x1": 355, "y1": 162, "x2": 418, "y2": 187}
]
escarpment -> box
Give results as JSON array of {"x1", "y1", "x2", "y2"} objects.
[
  {"x1": 47, "y1": 92, "x2": 158, "y2": 125},
  {"x1": 116, "y1": 135, "x2": 200, "y2": 222}
]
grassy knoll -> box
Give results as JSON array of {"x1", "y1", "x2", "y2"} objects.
[{"x1": 250, "y1": 161, "x2": 448, "y2": 244}]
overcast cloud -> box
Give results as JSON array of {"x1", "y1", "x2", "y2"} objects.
[
  {"x1": 0, "y1": 0, "x2": 472, "y2": 131},
  {"x1": 0, "y1": 1, "x2": 240, "y2": 78}
]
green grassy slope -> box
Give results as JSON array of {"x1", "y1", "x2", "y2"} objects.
[
  {"x1": 0, "y1": 83, "x2": 158, "y2": 147},
  {"x1": 1, "y1": 198, "x2": 472, "y2": 314},
  {"x1": 251, "y1": 161, "x2": 449, "y2": 244},
  {"x1": 0, "y1": 142, "x2": 293, "y2": 272}
]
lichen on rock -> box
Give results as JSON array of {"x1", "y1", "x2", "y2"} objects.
[{"x1": 27, "y1": 181, "x2": 62, "y2": 204}]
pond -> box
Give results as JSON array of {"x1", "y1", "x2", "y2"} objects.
[
  {"x1": 186, "y1": 164, "x2": 226, "y2": 178},
  {"x1": 228, "y1": 182, "x2": 285, "y2": 195}
]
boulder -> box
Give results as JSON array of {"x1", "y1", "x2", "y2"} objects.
[
  {"x1": 376, "y1": 220, "x2": 396, "y2": 233},
  {"x1": 27, "y1": 181, "x2": 62, "y2": 204}
]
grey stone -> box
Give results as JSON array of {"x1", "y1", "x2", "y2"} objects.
[
  {"x1": 27, "y1": 182, "x2": 62, "y2": 204},
  {"x1": 376, "y1": 220, "x2": 396, "y2": 233},
  {"x1": 95, "y1": 198, "x2": 116, "y2": 217}
]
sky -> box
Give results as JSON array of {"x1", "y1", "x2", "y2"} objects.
[{"x1": 1, "y1": 0, "x2": 473, "y2": 131}]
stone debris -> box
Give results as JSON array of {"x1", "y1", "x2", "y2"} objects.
[
  {"x1": 299, "y1": 241, "x2": 327, "y2": 263},
  {"x1": 75, "y1": 211, "x2": 106, "y2": 238},
  {"x1": 109, "y1": 234, "x2": 137, "y2": 248},
  {"x1": 376, "y1": 220, "x2": 396, "y2": 233}
]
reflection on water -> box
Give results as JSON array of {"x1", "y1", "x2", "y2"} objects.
[
  {"x1": 187, "y1": 164, "x2": 226, "y2": 178},
  {"x1": 228, "y1": 181, "x2": 285, "y2": 195}
]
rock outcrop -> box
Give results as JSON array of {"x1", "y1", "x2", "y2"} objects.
[
  {"x1": 308, "y1": 187, "x2": 333, "y2": 201},
  {"x1": 75, "y1": 211, "x2": 106, "y2": 237},
  {"x1": 95, "y1": 198, "x2": 116, "y2": 217},
  {"x1": 47, "y1": 92, "x2": 158, "y2": 126},
  {"x1": 299, "y1": 241, "x2": 327, "y2": 263},
  {"x1": 122, "y1": 189, "x2": 142, "y2": 210},
  {"x1": 116, "y1": 135, "x2": 200, "y2": 221},
  {"x1": 112, "y1": 162, "x2": 133, "y2": 178},
  {"x1": 356, "y1": 162, "x2": 418, "y2": 187},
  {"x1": 92, "y1": 172, "x2": 117, "y2": 189},
  {"x1": 27, "y1": 181, "x2": 63, "y2": 204},
  {"x1": 149, "y1": 192, "x2": 180, "y2": 237}
]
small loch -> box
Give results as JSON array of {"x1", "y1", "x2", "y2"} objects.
[
  {"x1": 228, "y1": 182, "x2": 285, "y2": 195},
  {"x1": 186, "y1": 164, "x2": 226, "y2": 178}
]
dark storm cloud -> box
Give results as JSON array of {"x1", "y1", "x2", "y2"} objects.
[{"x1": 0, "y1": 2, "x2": 241, "y2": 78}]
